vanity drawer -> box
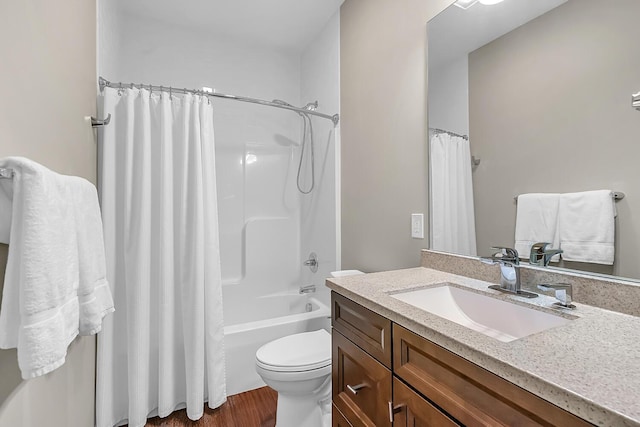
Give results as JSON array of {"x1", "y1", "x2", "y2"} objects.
[
  {"x1": 392, "y1": 377, "x2": 460, "y2": 427},
  {"x1": 331, "y1": 291, "x2": 392, "y2": 367},
  {"x1": 393, "y1": 325, "x2": 593, "y2": 427},
  {"x1": 332, "y1": 329, "x2": 392, "y2": 427}
]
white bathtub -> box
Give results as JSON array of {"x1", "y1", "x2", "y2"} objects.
[{"x1": 223, "y1": 291, "x2": 331, "y2": 396}]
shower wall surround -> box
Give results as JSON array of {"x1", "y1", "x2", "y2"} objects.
[{"x1": 105, "y1": 11, "x2": 339, "y2": 307}]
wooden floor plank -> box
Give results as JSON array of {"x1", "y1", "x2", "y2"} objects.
[{"x1": 141, "y1": 387, "x2": 277, "y2": 427}]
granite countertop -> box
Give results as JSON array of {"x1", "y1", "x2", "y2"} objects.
[{"x1": 326, "y1": 267, "x2": 640, "y2": 427}]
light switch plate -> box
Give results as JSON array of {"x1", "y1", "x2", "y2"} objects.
[{"x1": 411, "y1": 213, "x2": 424, "y2": 239}]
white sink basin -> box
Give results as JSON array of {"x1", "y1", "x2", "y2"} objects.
[{"x1": 390, "y1": 284, "x2": 572, "y2": 342}]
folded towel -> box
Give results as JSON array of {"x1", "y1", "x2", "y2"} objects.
[
  {"x1": 558, "y1": 190, "x2": 615, "y2": 265},
  {"x1": 514, "y1": 193, "x2": 561, "y2": 261},
  {"x1": 0, "y1": 157, "x2": 114, "y2": 378}
]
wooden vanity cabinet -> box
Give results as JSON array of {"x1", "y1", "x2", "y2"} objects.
[{"x1": 331, "y1": 292, "x2": 594, "y2": 427}]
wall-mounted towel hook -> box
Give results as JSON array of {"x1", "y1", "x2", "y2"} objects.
[{"x1": 91, "y1": 114, "x2": 111, "y2": 128}]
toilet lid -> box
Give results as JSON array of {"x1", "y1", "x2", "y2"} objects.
[{"x1": 256, "y1": 329, "x2": 331, "y2": 372}]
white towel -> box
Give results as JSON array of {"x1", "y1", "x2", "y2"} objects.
[
  {"x1": 558, "y1": 190, "x2": 615, "y2": 265},
  {"x1": 72, "y1": 176, "x2": 114, "y2": 335},
  {"x1": 514, "y1": 193, "x2": 561, "y2": 261},
  {"x1": 0, "y1": 157, "x2": 114, "y2": 378}
]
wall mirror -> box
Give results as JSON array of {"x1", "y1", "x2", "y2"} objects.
[{"x1": 427, "y1": 0, "x2": 640, "y2": 281}]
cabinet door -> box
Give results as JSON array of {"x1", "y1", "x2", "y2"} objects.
[
  {"x1": 392, "y1": 378, "x2": 459, "y2": 427},
  {"x1": 332, "y1": 330, "x2": 392, "y2": 427}
]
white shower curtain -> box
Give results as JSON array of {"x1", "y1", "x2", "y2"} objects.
[
  {"x1": 430, "y1": 132, "x2": 477, "y2": 256},
  {"x1": 96, "y1": 87, "x2": 226, "y2": 427}
]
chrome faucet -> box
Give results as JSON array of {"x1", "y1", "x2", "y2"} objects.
[
  {"x1": 537, "y1": 283, "x2": 575, "y2": 309},
  {"x1": 529, "y1": 242, "x2": 563, "y2": 266},
  {"x1": 299, "y1": 284, "x2": 316, "y2": 294},
  {"x1": 481, "y1": 247, "x2": 538, "y2": 298},
  {"x1": 303, "y1": 252, "x2": 318, "y2": 273}
]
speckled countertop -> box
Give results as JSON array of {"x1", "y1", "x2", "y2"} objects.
[{"x1": 326, "y1": 267, "x2": 640, "y2": 427}]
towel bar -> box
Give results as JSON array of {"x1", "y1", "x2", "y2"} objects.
[
  {"x1": 514, "y1": 192, "x2": 625, "y2": 202},
  {"x1": 0, "y1": 168, "x2": 13, "y2": 179}
]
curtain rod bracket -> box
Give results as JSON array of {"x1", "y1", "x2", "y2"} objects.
[{"x1": 91, "y1": 113, "x2": 111, "y2": 128}]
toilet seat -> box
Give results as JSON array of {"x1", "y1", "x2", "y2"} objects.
[{"x1": 256, "y1": 329, "x2": 331, "y2": 372}]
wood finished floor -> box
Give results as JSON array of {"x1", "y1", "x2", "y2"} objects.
[{"x1": 143, "y1": 387, "x2": 277, "y2": 427}]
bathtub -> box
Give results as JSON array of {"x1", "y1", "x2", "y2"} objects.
[{"x1": 223, "y1": 291, "x2": 331, "y2": 396}]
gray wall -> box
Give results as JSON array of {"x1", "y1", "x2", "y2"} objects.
[
  {"x1": 0, "y1": 0, "x2": 97, "y2": 425},
  {"x1": 340, "y1": 0, "x2": 451, "y2": 272},
  {"x1": 469, "y1": 0, "x2": 640, "y2": 279}
]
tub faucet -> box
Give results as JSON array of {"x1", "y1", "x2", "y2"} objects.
[
  {"x1": 537, "y1": 283, "x2": 575, "y2": 309},
  {"x1": 529, "y1": 242, "x2": 563, "y2": 266},
  {"x1": 303, "y1": 252, "x2": 318, "y2": 273},
  {"x1": 481, "y1": 246, "x2": 538, "y2": 298},
  {"x1": 299, "y1": 284, "x2": 316, "y2": 294}
]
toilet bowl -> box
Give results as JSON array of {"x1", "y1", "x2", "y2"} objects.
[{"x1": 255, "y1": 329, "x2": 332, "y2": 427}]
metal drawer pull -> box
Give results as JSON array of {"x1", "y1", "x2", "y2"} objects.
[
  {"x1": 346, "y1": 383, "x2": 368, "y2": 395},
  {"x1": 388, "y1": 402, "x2": 405, "y2": 422}
]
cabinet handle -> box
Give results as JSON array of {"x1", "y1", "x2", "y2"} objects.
[
  {"x1": 346, "y1": 383, "x2": 368, "y2": 395},
  {"x1": 388, "y1": 401, "x2": 405, "y2": 423}
]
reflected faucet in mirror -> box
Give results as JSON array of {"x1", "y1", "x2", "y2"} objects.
[
  {"x1": 529, "y1": 242, "x2": 563, "y2": 267},
  {"x1": 480, "y1": 247, "x2": 538, "y2": 298}
]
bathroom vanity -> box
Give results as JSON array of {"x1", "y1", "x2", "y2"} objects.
[{"x1": 328, "y1": 258, "x2": 640, "y2": 426}]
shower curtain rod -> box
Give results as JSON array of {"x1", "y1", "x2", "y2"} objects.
[{"x1": 99, "y1": 77, "x2": 340, "y2": 125}]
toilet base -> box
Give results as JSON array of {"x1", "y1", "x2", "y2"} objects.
[{"x1": 274, "y1": 377, "x2": 331, "y2": 427}]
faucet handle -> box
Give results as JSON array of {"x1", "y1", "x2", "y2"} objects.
[
  {"x1": 490, "y1": 246, "x2": 520, "y2": 264},
  {"x1": 537, "y1": 283, "x2": 575, "y2": 309}
]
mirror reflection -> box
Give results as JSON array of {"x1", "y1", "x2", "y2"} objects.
[{"x1": 428, "y1": 0, "x2": 640, "y2": 281}]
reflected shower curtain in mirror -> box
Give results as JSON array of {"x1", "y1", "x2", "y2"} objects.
[
  {"x1": 430, "y1": 133, "x2": 477, "y2": 256},
  {"x1": 96, "y1": 87, "x2": 226, "y2": 427}
]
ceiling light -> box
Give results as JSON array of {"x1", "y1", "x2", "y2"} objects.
[
  {"x1": 478, "y1": 0, "x2": 505, "y2": 5},
  {"x1": 454, "y1": 0, "x2": 478, "y2": 9}
]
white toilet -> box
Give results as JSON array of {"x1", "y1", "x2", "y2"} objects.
[
  {"x1": 255, "y1": 329, "x2": 332, "y2": 427},
  {"x1": 255, "y1": 271, "x2": 364, "y2": 427}
]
